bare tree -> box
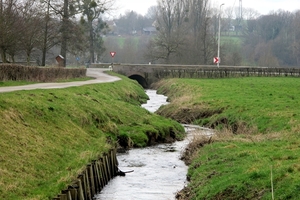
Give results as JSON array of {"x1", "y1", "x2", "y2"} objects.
[
  {"x1": 145, "y1": 5, "x2": 157, "y2": 20},
  {"x1": 0, "y1": 0, "x2": 22, "y2": 62},
  {"x1": 60, "y1": 0, "x2": 69, "y2": 66},
  {"x1": 40, "y1": 0, "x2": 61, "y2": 66},
  {"x1": 18, "y1": 0, "x2": 45, "y2": 64},
  {"x1": 78, "y1": 0, "x2": 115, "y2": 63},
  {"x1": 186, "y1": 0, "x2": 214, "y2": 64},
  {"x1": 292, "y1": 11, "x2": 300, "y2": 66},
  {"x1": 146, "y1": 0, "x2": 189, "y2": 63}
]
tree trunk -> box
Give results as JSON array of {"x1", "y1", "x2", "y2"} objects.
[
  {"x1": 41, "y1": 0, "x2": 50, "y2": 66},
  {"x1": 89, "y1": 21, "x2": 94, "y2": 63},
  {"x1": 26, "y1": 51, "x2": 31, "y2": 65},
  {"x1": 0, "y1": 48, "x2": 8, "y2": 63},
  {"x1": 60, "y1": 0, "x2": 69, "y2": 67}
]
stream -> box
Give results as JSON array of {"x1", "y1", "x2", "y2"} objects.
[{"x1": 95, "y1": 90, "x2": 210, "y2": 200}]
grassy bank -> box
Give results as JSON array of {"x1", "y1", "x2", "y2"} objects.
[
  {"x1": 153, "y1": 77, "x2": 300, "y2": 199},
  {"x1": 0, "y1": 74, "x2": 184, "y2": 200}
]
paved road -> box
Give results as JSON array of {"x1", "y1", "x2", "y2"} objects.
[{"x1": 0, "y1": 68, "x2": 121, "y2": 93}]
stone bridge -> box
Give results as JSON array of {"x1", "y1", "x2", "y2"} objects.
[{"x1": 91, "y1": 63, "x2": 300, "y2": 88}]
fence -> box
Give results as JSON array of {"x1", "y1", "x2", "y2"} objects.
[
  {"x1": 52, "y1": 149, "x2": 118, "y2": 200},
  {"x1": 152, "y1": 67, "x2": 300, "y2": 79}
]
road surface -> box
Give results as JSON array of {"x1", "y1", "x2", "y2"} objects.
[{"x1": 0, "y1": 68, "x2": 121, "y2": 93}]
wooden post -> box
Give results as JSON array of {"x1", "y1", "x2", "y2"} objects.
[
  {"x1": 79, "y1": 173, "x2": 87, "y2": 200},
  {"x1": 67, "y1": 190, "x2": 73, "y2": 200},
  {"x1": 98, "y1": 160, "x2": 105, "y2": 188},
  {"x1": 105, "y1": 155, "x2": 112, "y2": 180},
  {"x1": 58, "y1": 193, "x2": 67, "y2": 200},
  {"x1": 68, "y1": 185, "x2": 78, "y2": 200},
  {"x1": 100, "y1": 157, "x2": 108, "y2": 185},
  {"x1": 94, "y1": 160, "x2": 101, "y2": 192},
  {"x1": 52, "y1": 148, "x2": 119, "y2": 200},
  {"x1": 95, "y1": 161, "x2": 102, "y2": 190},
  {"x1": 110, "y1": 150, "x2": 114, "y2": 177},
  {"x1": 85, "y1": 168, "x2": 91, "y2": 200},
  {"x1": 88, "y1": 163, "x2": 95, "y2": 196},
  {"x1": 77, "y1": 179, "x2": 85, "y2": 200}
]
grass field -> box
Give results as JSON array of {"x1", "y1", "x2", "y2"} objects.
[{"x1": 154, "y1": 77, "x2": 300, "y2": 199}]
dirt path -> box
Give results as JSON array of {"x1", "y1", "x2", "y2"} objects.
[{"x1": 0, "y1": 68, "x2": 121, "y2": 93}]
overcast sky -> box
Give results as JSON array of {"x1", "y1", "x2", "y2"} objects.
[{"x1": 114, "y1": 0, "x2": 300, "y2": 16}]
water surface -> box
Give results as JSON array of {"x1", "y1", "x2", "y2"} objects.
[{"x1": 95, "y1": 90, "x2": 188, "y2": 200}]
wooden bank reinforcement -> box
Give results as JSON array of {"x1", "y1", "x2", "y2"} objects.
[{"x1": 52, "y1": 149, "x2": 118, "y2": 200}]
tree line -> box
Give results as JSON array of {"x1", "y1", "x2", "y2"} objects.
[
  {"x1": 144, "y1": 0, "x2": 300, "y2": 66},
  {"x1": 105, "y1": 0, "x2": 300, "y2": 67},
  {"x1": 1, "y1": 0, "x2": 299, "y2": 67},
  {"x1": 0, "y1": 0, "x2": 113, "y2": 66}
]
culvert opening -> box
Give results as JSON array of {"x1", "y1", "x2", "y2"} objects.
[{"x1": 128, "y1": 75, "x2": 148, "y2": 88}]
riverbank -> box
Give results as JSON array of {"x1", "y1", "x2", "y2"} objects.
[
  {"x1": 0, "y1": 74, "x2": 184, "y2": 200},
  {"x1": 153, "y1": 77, "x2": 300, "y2": 199}
]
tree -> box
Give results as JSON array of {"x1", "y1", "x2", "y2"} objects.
[
  {"x1": 145, "y1": 5, "x2": 157, "y2": 20},
  {"x1": 78, "y1": 0, "x2": 114, "y2": 63},
  {"x1": 0, "y1": 0, "x2": 22, "y2": 62},
  {"x1": 60, "y1": 0, "x2": 69, "y2": 66},
  {"x1": 44, "y1": 0, "x2": 71, "y2": 66},
  {"x1": 186, "y1": 0, "x2": 213, "y2": 64},
  {"x1": 40, "y1": 0, "x2": 60, "y2": 66},
  {"x1": 242, "y1": 10, "x2": 298, "y2": 66},
  {"x1": 19, "y1": 0, "x2": 45, "y2": 64},
  {"x1": 291, "y1": 11, "x2": 300, "y2": 66},
  {"x1": 146, "y1": 0, "x2": 189, "y2": 63},
  {"x1": 40, "y1": 0, "x2": 114, "y2": 66},
  {"x1": 115, "y1": 11, "x2": 153, "y2": 35}
]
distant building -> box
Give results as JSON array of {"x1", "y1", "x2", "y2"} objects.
[
  {"x1": 229, "y1": 25, "x2": 235, "y2": 32},
  {"x1": 143, "y1": 27, "x2": 157, "y2": 35}
]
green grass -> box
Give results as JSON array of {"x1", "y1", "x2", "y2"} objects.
[
  {"x1": 156, "y1": 77, "x2": 300, "y2": 133},
  {"x1": 104, "y1": 36, "x2": 142, "y2": 49},
  {"x1": 0, "y1": 74, "x2": 184, "y2": 200},
  {"x1": 55, "y1": 77, "x2": 93, "y2": 82},
  {"x1": 186, "y1": 134, "x2": 300, "y2": 199},
  {"x1": 0, "y1": 77, "x2": 93, "y2": 87},
  {"x1": 222, "y1": 35, "x2": 243, "y2": 46},
  {"x1": 155, "y1": 77, "x2": 300, "y2": 199},
  {"x1": 0, "y1": 80, "x2": 37, "y2": 86}
]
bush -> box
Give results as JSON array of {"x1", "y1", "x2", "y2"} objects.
[{"x1": 0, "y1": 64, "x2": 86, "y2": 82}]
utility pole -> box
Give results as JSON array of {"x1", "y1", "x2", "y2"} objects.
[
  {"x1": 236, "y1": 0, "x2": 243, "y2": 34},
  {"x1": 239, "y1": 0, "x2": 243, "y2": 21}
]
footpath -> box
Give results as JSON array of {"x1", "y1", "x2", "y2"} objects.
[{"x1": 0, "y1": 68, "x2": 120, "y2": 93}]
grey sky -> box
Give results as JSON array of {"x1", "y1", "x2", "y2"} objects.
[{"x1": 114, "y1": 0, "x2": 300, "y2": 16}]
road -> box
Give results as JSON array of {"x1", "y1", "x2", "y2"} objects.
[{"x1": 0, "y1": 68, "x2": 121, "y2": 93}]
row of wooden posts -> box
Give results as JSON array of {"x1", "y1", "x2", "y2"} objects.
[{"x1": 53, "y1": 149, "x2": 118, "y2": 200}]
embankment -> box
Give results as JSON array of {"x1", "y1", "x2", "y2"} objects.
[
  {"x1": 153, "y1": 77, "x2": 300, "y2": 200},
  {"x1": 0, "y1": 73, "x2": 184, "y2": 200}
]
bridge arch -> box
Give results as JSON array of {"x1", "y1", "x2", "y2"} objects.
[{"x1": 128, "y1": 74, "x2": 148, "y2": 88}]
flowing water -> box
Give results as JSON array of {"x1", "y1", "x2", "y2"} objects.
[{"x1": 95, "y1": 90, "x2": 211, "y2": 200}]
